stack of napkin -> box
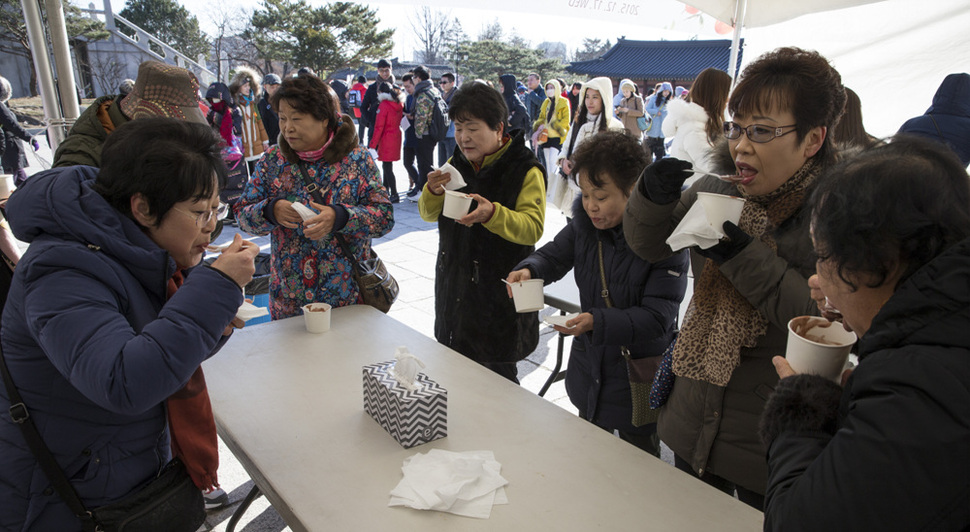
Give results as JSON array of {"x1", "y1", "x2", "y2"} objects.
[
  {"x1": 666, "y1": 201, "x2": 726, "y2": 251},
  {"x1": 389, "y1": 449, "x2": 508, "y2": 518}
]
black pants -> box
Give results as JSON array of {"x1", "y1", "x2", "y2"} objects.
[
  {"x1": 415, "y1": 137, "x2": 436, "y2": 192},
  {"x1": 381, "y1": 161, "x2": 397, "y2": 198},
  {"x1": 673, "y1": 454, "x2": 765, "y2": 510},
  {"x1": 403, "y1": 146, "x2": 419, "y2": 190},
  {"x1": 645, "y1": 136, "x2": 666, "y2": 163},
  {"x1": 357, "y1": 119, "x2": 367, "y2": 145},
  {"x1": 577, "y1": 411, "x2": 661, "y2": 458}
]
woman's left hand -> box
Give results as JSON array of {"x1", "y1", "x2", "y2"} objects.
[
  {"x1": 554, "y1": 312, "x2": 593, "y2": 336},
  {"x1": 303, "y1": 200, "x2": 336, "y2": 240},
  {"x1": 457, "y1": 194, "x2": 494, "y2": 227}
]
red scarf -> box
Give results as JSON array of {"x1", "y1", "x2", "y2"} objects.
[{"x1": 165, "y1": 271, "x2": 220, "y2": 490}]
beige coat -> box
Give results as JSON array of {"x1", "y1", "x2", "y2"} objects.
[
  {"x1": 617, "y1": 94, "x2": 644, "y2": 138},
  {"x1": 623, "y1": 171, "x2": 819, "y2": 494}
]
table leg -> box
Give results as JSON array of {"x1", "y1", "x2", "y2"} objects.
[
  {"x1": 538, "y1": 310, "x2": 567, "y2": 397},
  {"x1": 226, "y1": 484, "x2": 263, "y2": 532}
]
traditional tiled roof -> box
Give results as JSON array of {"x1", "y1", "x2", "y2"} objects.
[{"x1": 567, "y1": 39, "x2": 742, "y2": 81}]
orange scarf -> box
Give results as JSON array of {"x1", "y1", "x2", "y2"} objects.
[{"x1": 165, "y1": 271, "x2": 220, "y2": 490}]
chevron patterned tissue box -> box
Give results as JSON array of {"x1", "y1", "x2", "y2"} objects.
[{"x1": 363, "y1": 360, "x2": 448, "y2": 448}]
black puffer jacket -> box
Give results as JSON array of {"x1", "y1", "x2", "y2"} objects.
[
  {"x1": 434, "y1": 131, "x2": 543, "y2": 364},
  {"x1": 760, "y1": 236, "x2": 970, "y2": 531},
  {"x1": 499, "y1": 74, "x2": 531, "y2": 136},
  {"x1": 516, "y1": 197, "x2": 688, "y2": 433}
]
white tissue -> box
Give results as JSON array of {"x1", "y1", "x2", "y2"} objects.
[
  {"x1": 290, "y1": 202, "x2": 317, "y2": 222},
  {"x1": 235, "y1": 301, "x2": 269, "y2": 321},
  {"x1": 390, "y1": 346, "x2": 425, "y2": 390},
  {"x1": 665, "y1": 201, "x2": 725, "y2": 251},
  {"x1": 438, "y1": 162, "x2": 467, "y2": 191},
  {"x1": 389, "y1": 449, "x2": 508, "y2": 519}
]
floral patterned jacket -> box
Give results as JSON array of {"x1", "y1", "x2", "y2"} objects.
[{"x1": 235, "y1": 114, "x2": 394, "y2": 319}]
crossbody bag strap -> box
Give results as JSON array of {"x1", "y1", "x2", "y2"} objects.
[
  {"x1": 596, "y1": 240, "x2": 631, "y2": 360},
  {"x1": 0, "y1": 346, "x2": 97, "y2": 528},
  {"x1": 295, "y1": 162, "x2": 361, "y2": 270}
]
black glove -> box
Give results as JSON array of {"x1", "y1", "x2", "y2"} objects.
[
  {"x1": 696, "y1": 221, "x2": 753, "y2": 264},
  {"x1": 638, "y1": 158, "x2": 693, "y2": 204}
]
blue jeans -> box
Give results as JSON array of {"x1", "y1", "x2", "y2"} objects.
[{"x1": 437, "y1": 137, "x2": 457, "y2": 167}]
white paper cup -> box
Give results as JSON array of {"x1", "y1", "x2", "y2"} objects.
[
  {"x1": 786, "y1": 316, "x2": 858, "y2": 382},
  {"x1": 0, "y1": 174, "x2": 14, "y2": 199},
  {"x1": 509, "y1": 279, "x2": 544, "y2": 313},
  {"x1": 442, "y1": 190, "x2": 473, "y2": 219},
  {"x1": 302, "y1": 303, "x2": 332, "y2": 333},
  {"x1": 696, "y1": 192, "x2": 745, "y2": 230}
]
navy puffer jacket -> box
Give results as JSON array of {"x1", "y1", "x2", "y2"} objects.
[
  {"x1": 898, "y1": 73, "x2": 970, "y2": 166},
  {"x1": 515, "y1": 197, "x2": 688, "y2": 433},
  {"x1": 0, "y1": 166, "x2": 242, "y2": 530}
]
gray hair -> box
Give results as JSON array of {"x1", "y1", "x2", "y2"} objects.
[{"x1": 0, "y1": 76, "x2": 12, "y2": 103}]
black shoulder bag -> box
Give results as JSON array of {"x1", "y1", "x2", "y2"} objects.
[
  {"x1": 295, "y1": 162, "x2": 398, "y2": 313},
  {"x1": 0, "y1": 346, "x2": 204, "y2": 532}
]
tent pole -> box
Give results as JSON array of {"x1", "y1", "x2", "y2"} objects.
[
  {"x1": 21, "y1": 0, "x2": 66, "y2": 148},
  {"x1": 727, "y1": 0, "x2": 747, "y2": 85}
]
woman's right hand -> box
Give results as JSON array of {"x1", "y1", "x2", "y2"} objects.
[
  {"x1": 426, "y1": 170, "x2": 451, "y2": 195},
  {"x1": 505, "y1": 269, "x2": 531, "y2": 298},
  {"x1": 273, "y1": 199, "x2": 304, "y2": 229},
  {"x1": 211, "y1": 234, "x2": 260, "y2": 288}
]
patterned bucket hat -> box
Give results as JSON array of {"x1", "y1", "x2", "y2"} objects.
[{"x1": 120, "y1": 61, "x2": 206, "y2": 125}]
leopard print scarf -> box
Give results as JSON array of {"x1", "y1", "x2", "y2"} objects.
[{"x1": 672, "y1": 158, "x2": 822, "y2": 386}]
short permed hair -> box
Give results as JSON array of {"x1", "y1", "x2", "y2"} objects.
[
  {"x1": 95, "y1": 118, "x2": 226, "y2": 226},
  {"x1": 448, "y1": 81, "x2": 508, "y2": 133},
  {"x1": 810, "y1": 135, "x2": 970, "y2": 290},
  {"x1": 729, "y1": 47, "x2": 846, "y2": 166},
  {"x1": 570, "y1": 130, "x2": 647, "y2": 193},
  {"x1": 271, "y1": 74, "x2": 340, "y2": 133}
]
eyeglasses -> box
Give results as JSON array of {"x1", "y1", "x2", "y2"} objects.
[
  {"x1": 173, "y1": 202, "x2": 229, "y2": 227},
  {"x1": 438, "y1": 80, "x2": 451, "y2": 85},
  {"x1": 723, "y1": 122, "x2": 797, "y2": 143}
]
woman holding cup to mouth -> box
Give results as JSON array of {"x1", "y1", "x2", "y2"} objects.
[
  {"x1": 759, "y1": 137, "x2": 970, "y2": 530},
  {"x1": 0, "y1": 118, "x2": 259, "y2": 529},
  {"x1": 419, "y1": 81, "x2": 546, "y2": 382},
  {"x1": 623, "y1": 47, "x2": 847, "y2": 508}
]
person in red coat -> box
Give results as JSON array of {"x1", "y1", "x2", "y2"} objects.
[{"x1": 369, "y1": 81, "x2": 404, "y2": 203}]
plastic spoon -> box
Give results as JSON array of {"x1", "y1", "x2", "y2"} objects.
[{"x1": 693, "y1": 170, "x2": 745, "y2": 183}]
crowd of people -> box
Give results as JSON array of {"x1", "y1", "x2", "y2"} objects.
[{"x1": 0, "y1": 46, "x2": 967, "y2": 531}]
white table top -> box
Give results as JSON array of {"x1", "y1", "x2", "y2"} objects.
[{"x1": 204, "y1": 305, "x2": 762, "y2": 531}]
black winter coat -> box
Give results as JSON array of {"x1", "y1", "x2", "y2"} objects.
[
  {"x1": 434, "y1": 131, "x2": 543, "y2": 364},
  {"x1": 258, "y1": 93, "x2": 279, "y2": 146},
  {"x1": 516, "y1": 197, "x2": 688, "y2": 433},
  {"x1": 1, "y1": 102, "x2": 32, "y2": 172},
  {"x1": 760, "y1": 236, "x2": 970, "y2": 531},
  {"x1": 499, "y1": 74, "x2": 531, "y2": 137}
]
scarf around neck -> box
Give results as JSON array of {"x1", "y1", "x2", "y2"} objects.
[
  {"x1": 671, "y1": 157, "x2": 822, "y2": 386},
  {"x1": 295, "y1": 130, "x2": 335, "y2": 162}
]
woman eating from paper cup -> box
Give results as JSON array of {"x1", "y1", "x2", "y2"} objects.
[
  {"x1": 0, "y1": 118, "x2": 258, "y2": 530},
  {"x1": 759, "y1": 136, "x2": 970, "y2": 530},
  {"x1": 419, "y1": 81, "x2": 546, "y2": 382},
  {"x1": 507, "y1": 131, "x2": 688, "y2": 455},
  {"x1": 234, "y1": 73, "x2": 393, "y2": 319},
  {"x1": 623, "y1": 47, "x2": 848, "y2": 508}
]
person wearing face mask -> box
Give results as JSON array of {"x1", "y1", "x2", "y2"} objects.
[
  {"x1": 615, "y1": 79, "x2": 645, "y2": 139},
  {"x1": 508, "y1": 131, "x2": 688, "y2": 456},
  {"x1": 644, "y1": 82, "x2": 673, "y2": 163},
  {"x1": 532, "y1": 79, "x2": 571, "y2": 185},
  {"x1": 419, "y1": 82, "x2": 546, "y2": 383},
  {"x1": 551, "y1": 77, "x2": 623, "y2": 217},
  {"x1": 623, "y1": 47, "x2": 847, "y2": 509}
]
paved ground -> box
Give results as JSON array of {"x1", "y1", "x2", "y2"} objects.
[{"x1": 16, "y1": 141, "x2": 686, "y2": 531}]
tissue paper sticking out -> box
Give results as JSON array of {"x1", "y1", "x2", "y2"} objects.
[
  {"x1": 291, "y1": 203, "x2": 317, "y2": 223},
  {"x1": 438, "y1": 162, "x2": 467, "y2": 191},
  {"x1": 391, "y1": 346, "x2": 425, "y2": 390}
]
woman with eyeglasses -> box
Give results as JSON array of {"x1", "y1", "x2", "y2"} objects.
[
  {"x1": 0, "y1": 118, "x2": 259, "y2": 529},
  {"x1": 623, "y1": 47, "x2": 847, "y2": 509}
]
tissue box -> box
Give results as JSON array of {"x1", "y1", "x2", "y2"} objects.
[{"x1": 363, "y1": 361, "x2": 447, "y2": 448}]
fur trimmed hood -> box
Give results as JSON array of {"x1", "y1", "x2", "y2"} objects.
[
  {"x1": 229, "y1": 66, "x2": 261, "y2": 100},
  {"x1": 277, "y1": 113, "x2": 359, "y2": 165}
]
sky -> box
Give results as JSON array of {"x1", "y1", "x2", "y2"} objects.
[{"x1": 173, "y1": 0, "x2": 727, "y2": 61}]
